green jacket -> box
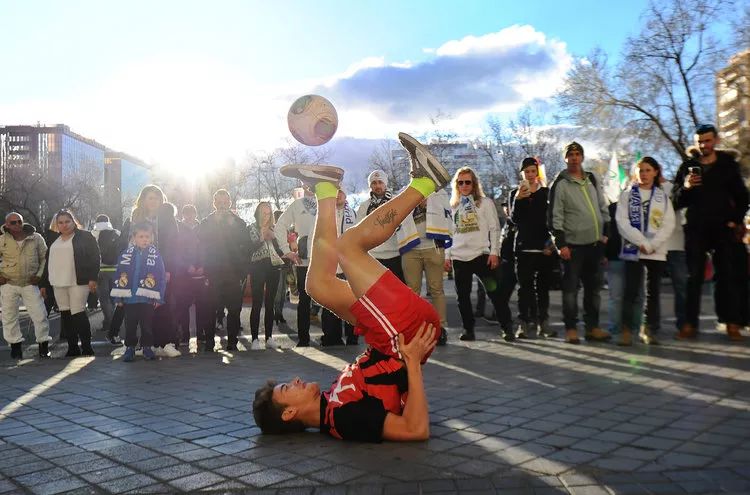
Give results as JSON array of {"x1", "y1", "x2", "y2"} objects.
[
  {"x1": 0, "y1": 224, "x2": 48, "y2": 286},
  {"x1": 548, "y1": 170, "x2": 609, "y2": 248}
]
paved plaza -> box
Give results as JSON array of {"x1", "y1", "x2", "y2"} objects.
[{"x1": 1, "y1": 285, "x2": 749, "y2": 494}]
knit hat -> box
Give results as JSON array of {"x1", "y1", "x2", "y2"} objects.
[
  {"x1": 368, "y1": 170, "x2": 388, "y2": 186},
  {"x1": 563, "y1": 141, "x2": 584, "y2": 157},
  {"x1": 520, "y1": 157, "x2": 539, "y2": 172}
]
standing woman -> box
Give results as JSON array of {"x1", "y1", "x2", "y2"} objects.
[
  {"x1": 616, "y1": 157, "x2": 675, "y2": 345},
  {"x1": 121, "y1": 185, "x2": 180, "y2": 357},
  {"x1": 445, "y1": 166, "x2": 514, "y2": 341},
  {"x1": 41, "y1": 210, "x2": 100, "y2": 356},
  {"x1": 247, "y1": 202, "x2": 284, "y2": 350}
]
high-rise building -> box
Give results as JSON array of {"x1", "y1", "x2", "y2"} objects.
[
  {"x1": 716, "y1": 49, "x2": 750, "y2": 176},
  {"x1": 104, "y1": 152, "x2": 152, "y2": 225}
]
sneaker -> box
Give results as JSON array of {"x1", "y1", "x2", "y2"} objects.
[
  {"x1": 251, "y1": 339, "x2": 262, "y2": 350},
  {"x1": 142, "y1": 347, "x2": 156, "y2": 360},
  {"x1": 161, "y1": 343, "x2": 182, "y2": 357},
  {"x1": 397, "y1": 132, "x2": 451, "y2": 189},
  {"x1": 154, "y1": 346, "x2": 166, "y2": 357},
  {"x1": 10, "y1": 343, "x2": 23, "y2": 360},
  {"x1": 265, "y1": 337, "x2": 278, "y2": 350},
  {"x1": 108, "y1": 335, "x2": 123, "y2": 346},
  {"x1": 123, "y1": 347, "x2": 136, "y2": 362},
  {"x1": 459, "y1": 332, "x2": 476, "y2": 342},
  {"x1": 279, "y1": 164, "x2": 344, "y2": 188}
]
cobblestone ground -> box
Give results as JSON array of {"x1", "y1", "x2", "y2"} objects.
[{"x1": 1, "y1": 285, "x2": 749, "y2": 494}]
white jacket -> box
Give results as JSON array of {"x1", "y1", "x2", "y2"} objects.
[
  {"x1": 275, "y1": 197, "x2": 317, "y2": 267},
  {"x1": 446, "y1": 197, "x2": 501, "y2": 262},
  {"x1": 396, "y1": 189, "x2": 453, "y2": 253},
  {"x1": 616, "y1": 185, "x2": 675, "y2": 261},
  {"x1": 356, "y1": 200, "x2": 400, "y2": 259}
]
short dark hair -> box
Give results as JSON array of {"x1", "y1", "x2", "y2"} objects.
[
  {"x1": 96, "y1": 214, "x2": 110, "y2": 223},
  {"x1": 695, "y1": 124, "x2": 717, "y2": 137},
  {"x1": 253, "y1": 380, "x2": 306, "y2": 435},
  {"x1": 131, "y1": 222, "x2": 155, "y2": 236}
]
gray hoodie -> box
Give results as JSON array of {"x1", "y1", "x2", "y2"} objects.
[{"x1": 548, "y1": 170, "x2": 609, "y2": 248}]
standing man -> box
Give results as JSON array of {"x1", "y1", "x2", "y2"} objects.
[
  {"x1": 672, "y1": 124, "x2": 749, "y2": 341},
  {"x1": 199, "y1": 190, "x2": 250, "y2": 351},
  {"x1": 0, "y1": 213, "x2": 52, "y2": 359},
  {"x1": 275, "y1": 186, "x2": 318, "y2": 347},
  {"x1": 549, "y1": 142, "x2": 611, "y2": 344},
  {"x1": 356, "y1": 170, "x2": 405, "y2": 282}
]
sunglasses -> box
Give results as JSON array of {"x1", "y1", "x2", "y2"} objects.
[
  {"x1": 457, "y1": 180, "x2": 473, "y2": 186},
  {"x1": 8, "y1": 220, "x2": 22, "y2": 225}
]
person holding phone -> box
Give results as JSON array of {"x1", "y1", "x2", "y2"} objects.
[{"x1": 672, "y1": 124, "x2": 749, "y2": 341}]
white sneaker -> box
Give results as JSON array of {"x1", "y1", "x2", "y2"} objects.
[
  {"x1": 265, "y1": 337, "x2": 278, "y2": 350},
  {"x1": 161, "y1": 343, "x2": 182, "y2": 358},
  {"x1": 250, "y1": 339, "x2": 262, "y2": 350}
]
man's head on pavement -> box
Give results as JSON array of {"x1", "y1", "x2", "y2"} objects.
[
  {"x1": 368, "y1": 170, "x2": 388, "y2": 197},
  {"x1": 564, "y1": 141, "x2": 584, "y2": 174},
  {"x1": 694, "y1": 124, "x2": 719, "y2": 157},
  {"x1": 4, "y1": 212, "x2": 23, "y2": 235},
  {"x1": 213, "y1": 189, "x2": 232, "y2": 212},
  {"x1": 253, "y1": 378, "x2": 320, "y2": 434}
]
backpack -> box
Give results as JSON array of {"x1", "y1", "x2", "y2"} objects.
[{"x1": 98, "y1": 229, "x2": 122, "y2": 266}]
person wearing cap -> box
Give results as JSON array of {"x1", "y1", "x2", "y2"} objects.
[
  {"x1": 672, "y1": 124, "x2": 749, "y2": 341},
  {"x1": 548, "y1": 141, "x2": 611, "y2": 344},
  {"x1": 356, "y1": 170, "x2": 405, "y2": 283},
  {"x1": 510, "y1": 157, "x2": 555, "y2": 338}
]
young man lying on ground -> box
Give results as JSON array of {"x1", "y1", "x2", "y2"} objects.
[{"x1": 253, "y1": 132, "x2": 450, "y2": 442}]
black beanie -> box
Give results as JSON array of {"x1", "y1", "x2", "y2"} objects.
[
  {"x1": 520, "y1": 157, "x2": 539, "y2": 172},
  {"x1": 564, "y1": 141, "x2": 584, "y2": 157}
]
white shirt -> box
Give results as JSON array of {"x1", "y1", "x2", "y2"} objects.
[{"x1": 49, "y1": 235, "x2": 77, "y2": 287}]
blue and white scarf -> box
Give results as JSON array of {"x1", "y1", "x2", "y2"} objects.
[
  {"x1": 110, "y1": 244, "x2": 166, "y2": 301},
  {"x1": 620, "y1": 185, "x2": 665, "y2": 261}
]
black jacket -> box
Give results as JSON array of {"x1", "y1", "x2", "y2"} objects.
[
  {"x1": 511, "y1": 186, "x2": 551, "y2": 252},
  {"x1": 174, "y1": 220, "x2": 202, "y2": 276},
  {"x1": 41, "y1": 229, "x2": 100, "y2": 287},
  {"x1": 120, "y1": 203, "x2": 179, "y2": 274},
  {"x1": 672, "y1": 148, "x2": 748, "y2": 233},
  {"x1": 198, "y1": 210, "x2": 250, "y2": 279}
]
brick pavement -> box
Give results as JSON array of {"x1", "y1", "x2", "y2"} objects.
[{"x1": 1, "y1": 287, "x2": 749, "y2": 494}]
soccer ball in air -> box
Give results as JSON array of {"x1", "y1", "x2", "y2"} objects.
[{"x1": 287, "y1": 94, "x2": 338, "y2": 146}]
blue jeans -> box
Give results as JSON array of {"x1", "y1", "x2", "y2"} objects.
[
  {"x1": 607, "y1": 260, "x2": 644, "y2": 334},
  {"x1": 666, "y1": 250, "x2": 688, "y2": 330}
]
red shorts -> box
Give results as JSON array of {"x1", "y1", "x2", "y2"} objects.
[{"x1": 350, "y1": 270, "x2": 440, "y2": 362}]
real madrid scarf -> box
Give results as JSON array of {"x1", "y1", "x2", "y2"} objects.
[
  {"x1": 620, "y1": 185, "x2": 665, "y2": 261},
  {"x1": 366, "y1": 190, "x2": 393, "y2": 216},
  {"x1": 455, "y1": 195, "x2": 481, "y2": 234},
  {"x1": 110, "y1": 244, "x2": 166, "y2": 301}
]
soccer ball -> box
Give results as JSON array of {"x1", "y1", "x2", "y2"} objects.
[{"x1": 287, "y1": 94, "x2": 338, "y2": 146}]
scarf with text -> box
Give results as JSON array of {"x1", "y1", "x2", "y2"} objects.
[
  {"x1": 110, "y1": 244, "x2": 166, "y2": 301},
  {"x1": 366, "y1": 190, "x2": 393, "y2": 216}
]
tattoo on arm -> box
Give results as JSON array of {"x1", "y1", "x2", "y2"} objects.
[{"x1": 374, "y1": 209, "x2": 397, "y2": 228}]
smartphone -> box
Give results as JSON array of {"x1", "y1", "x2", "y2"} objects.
[
  {"x1": 520, "y1": 179, "x2": 530, "y2": 190},
  {"x1": 688, "y1": 165, "x2": 702, "y2": 176}
]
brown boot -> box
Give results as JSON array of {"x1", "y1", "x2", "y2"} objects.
[
  {"x1": 585, "y1": 327, "x2": 612, "y2": 342},
  {"x1": 617, "y1": 328, "x2": 633, "y2": 346},
  {"x1": 675, "y1": 323, "x2": 698, "y2": 340},
  {"x1": 565, "y1": 329, "x2": 580, "y2": 345},
  {"x1": 727, "y1": 324, "x2": 744, "y2": 342}
]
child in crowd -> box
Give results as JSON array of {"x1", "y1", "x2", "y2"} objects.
[{"x1": 110, "y1": 223, "x2": 167, "y2": 362}]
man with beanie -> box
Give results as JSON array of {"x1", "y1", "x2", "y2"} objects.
[
  {"x1": 357, "y1": 170, "x2": 405, "y2": 282},
  {"x1": 548, "y1": 142, "x2": 611, "y2": 344},
  {"x1": 1, "y1": 212, "x2": 52, "y2": 359},
  {"x1": 672, "y1": 124, "x2": 749, "y2": 341}
]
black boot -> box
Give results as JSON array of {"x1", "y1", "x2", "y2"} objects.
[
  {"x1": 204, "y1": 333, "x2": 216, "y2": 352},
  {"x1": 38, "y1": 342, "x2": 50, "y2": 358},
  {"x1": 10, "y1": 343, "x2": 23, "y2": 360},
  {"x1": 61, "y1": 311, "x2": 80, "y2": 357},
  {"x1": 75, "y1": 312, "x2": 95, "y2": 356}
]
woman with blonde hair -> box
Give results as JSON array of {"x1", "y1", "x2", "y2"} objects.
[
  {"x1": 247, "y1": 202, "x2": 285, "y2": 350},
  {"x1": 119, "y1": 184, "x2": 180, "y2": 357},
  {"x1": 41, "y1": 209, "x2": 100, "y2": 356},
  {"x1": 445, "y1": 166, "x2": 514, "y2": 341}
]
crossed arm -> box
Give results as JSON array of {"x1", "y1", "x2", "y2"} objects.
[{"x1": 382, "y1": 323, "x2": 437, "y2": 441}]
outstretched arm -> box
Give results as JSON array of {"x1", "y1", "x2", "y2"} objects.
[{"x1": 382, "y1": 322, "x2": 436, "y2": 441}]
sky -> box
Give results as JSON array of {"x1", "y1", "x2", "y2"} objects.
[{"x1": 0, "y1": 0, "x2": 655, "y2": 174}]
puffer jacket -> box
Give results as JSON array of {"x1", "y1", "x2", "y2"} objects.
[{"x1": 0, "y1": 223, "x2": 48, "y2": 286}]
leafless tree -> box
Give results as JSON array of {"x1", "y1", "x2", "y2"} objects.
[{"x1": 557, "y1": 0, "x2": 733, "y2": 161}]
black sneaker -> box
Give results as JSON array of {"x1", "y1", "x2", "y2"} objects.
[
  {"x1": 398, "y1": 132, "x2": 451, "y2": 190},
  {"x1": 459, "y1": 332, "x2": 476, "y2": 342},
  {"x1": 38, "y1": 342, "x2": 50, "y2": 358},
  {"x1": 437, "y1": 329, "x2": 448, "y2": 346},
  {"x1": 108, "y1": 335, "x2": 123, "y2": 346},
  {"x1": 10, "y1": 343, "x2": 23, "y2": 360},
  {"x1": 279, "y1": 164, "x2": 344, "y2": 188}
]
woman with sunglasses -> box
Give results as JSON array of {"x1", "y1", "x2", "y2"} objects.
[
  {"x1": 445, "y1": 167, "x2": 514, "y2": 341},
  {"x1": 40, "y1": 210, "x2": 100, "y2": 356}
]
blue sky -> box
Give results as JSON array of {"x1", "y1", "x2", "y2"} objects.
[{"x1": 1, "y1": 0, "x2": 654, "y2": 172}]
